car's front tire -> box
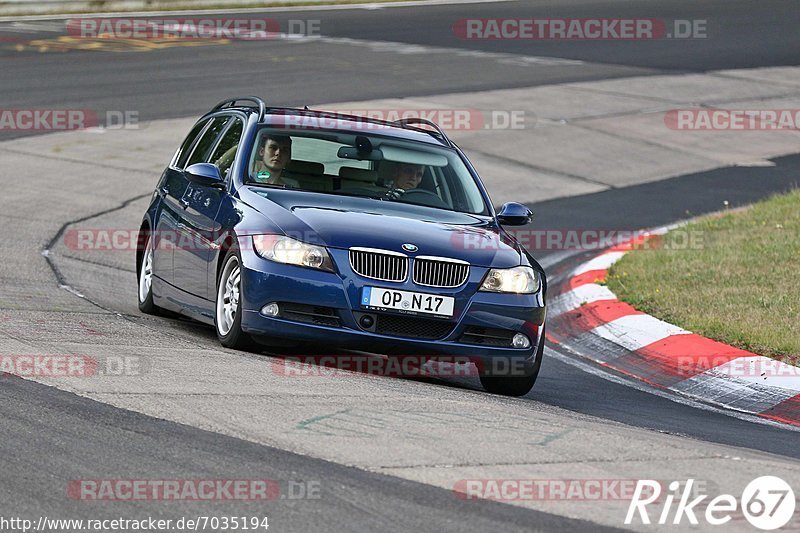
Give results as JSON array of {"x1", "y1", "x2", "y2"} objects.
[
  {"x1": 216, "y1": 247, "x2": 256, "y2": 350},
  {"x1": 479, "y1": 327, "x2": 544, "y2": 397},
  {"x1": 137, "y1": 233, "x2": 161, "y2": 315}
]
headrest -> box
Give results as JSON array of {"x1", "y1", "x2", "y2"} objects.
[
  {"x1": 287, "y1": 160, "x2": 324, "y2": 175},
  {"x1": 339, "y1": 167, "x2": 378, "y2": 182}
]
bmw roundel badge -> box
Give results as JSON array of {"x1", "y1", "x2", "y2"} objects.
[{"x1": 402, "y1": 243, "x2": 418, "y2": 253}]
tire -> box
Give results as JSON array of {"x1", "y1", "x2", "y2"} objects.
[
  {"x1": 479, "y1": 327, "x2": 545, "y2": 397},
  {"x1": 215, "y1": 247, "x2": 257, "y2": 350},
  {"x1": 137, "y1": 233, "x2": 161, "y2": 315}
]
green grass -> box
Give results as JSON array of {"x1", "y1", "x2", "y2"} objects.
[{"x1": 607, "y1": 189, "x2": 800, "y2": 362}]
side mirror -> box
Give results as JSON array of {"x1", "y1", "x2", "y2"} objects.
[
  {"x1": 497, "y1": 202, "x2": 533, "y2": 226},
  {"x1": 185, "y1": 163, "x2": 225, "y2": 189}
]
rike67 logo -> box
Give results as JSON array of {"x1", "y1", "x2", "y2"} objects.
[{"x1": 626, "y1": 476, "x2": 795, "y2": 530}]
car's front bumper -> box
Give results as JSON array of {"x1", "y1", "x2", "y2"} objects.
[{"x1": 238, "y1": 250, "x2": 546, "y2": 371}]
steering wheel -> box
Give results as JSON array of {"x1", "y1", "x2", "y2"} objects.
[{"x1": 399, "y1": 188, "x2": 450, "y2": 209}]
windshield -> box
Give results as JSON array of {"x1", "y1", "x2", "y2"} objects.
[{"x1": 245, "y1": 128, "x2": 489, "y2": 215}]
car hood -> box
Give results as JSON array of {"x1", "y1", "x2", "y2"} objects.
[{"x1": 241, "y1": 187, "x2": 521, "y2": 268}]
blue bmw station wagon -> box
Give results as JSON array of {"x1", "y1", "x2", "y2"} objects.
[{"x1": 137, "y1": 97, "x2": 546, "y2": 396}]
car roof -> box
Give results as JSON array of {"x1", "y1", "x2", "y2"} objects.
[{"x1": 206, "y1": 98, "x2": 453, "y2": 148}]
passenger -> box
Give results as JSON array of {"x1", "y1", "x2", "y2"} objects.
[{"x1": 253, "y1": 134, "x2": 296, "y2": 187}]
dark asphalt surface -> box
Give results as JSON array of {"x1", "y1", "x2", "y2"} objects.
[
  {"x1": 314, "y1": 0, "x2": 800, "y2": 71},
  {"x1": 1, "y1": 376, "x2": 621, "y2": 532},
  {"x1": 532, "y1": 153, "x2": 800, "y2": 232},
  {"x1": 1, "y1": 0, "x2": 799, "y2": 136},
  {"x1": 3, "y1": 0, "x2": 800, "y2": 530}
]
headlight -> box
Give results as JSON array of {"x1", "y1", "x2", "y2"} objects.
[
  {"x1": 252, "y1": 235, "x2": 334, "y2": 272},
  {"x1": 479, "y1": 266, "x2": 539, "y2": 294}
]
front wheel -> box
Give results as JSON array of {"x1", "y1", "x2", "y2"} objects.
[
  {"x1": 137, "y1": 233, "x2": 161, "y2": 315},
  {"x1": 216, "y1": 249, "x2": 256, "y2": 350}
]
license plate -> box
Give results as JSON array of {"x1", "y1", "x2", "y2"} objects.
[{"x1": 361, "y1": 287, "x2": 455, "y2": 318}]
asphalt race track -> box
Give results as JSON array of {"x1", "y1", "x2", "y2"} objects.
[
  {"x1": 2, "y1": 1, "x2": 800, "y2": 531},
  {"x1": 2, "y1": 0, "x2": 800, "y2": 136}
]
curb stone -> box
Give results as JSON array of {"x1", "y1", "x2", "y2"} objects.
[{"x1": 548, "y1": 229, "x2": 800, "y2": 427}]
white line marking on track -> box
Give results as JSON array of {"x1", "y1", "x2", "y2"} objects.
[
  {"x1": 538, "y1": 249, "x2": 585, "y2": 270},
  {"x1": 0, "y1": 21, "x2": 64, "y2": 32},
  {"x1": 303, "y1": 36, "x2": 584, "y2": 67},
  {"x1": 572, "y1": 251, "x2": 625, "y2": 275}
]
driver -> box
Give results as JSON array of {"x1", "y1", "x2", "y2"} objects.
[{"x1": 389, "y1": 162, "x2": 425, "y2": 190}]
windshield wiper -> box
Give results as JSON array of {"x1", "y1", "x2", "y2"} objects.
[{"x1": 246, "y1": 182, "x2": 290, "y2": 190}]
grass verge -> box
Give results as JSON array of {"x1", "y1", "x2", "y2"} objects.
[{"x1": 607, "y1": 189, "x2": 800, "y2": 362}]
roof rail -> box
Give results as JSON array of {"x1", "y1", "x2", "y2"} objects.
[
  {"x1": 212, "y1": 96, "x2": 266, "y2": 121},
  {"x1": 394, "y1": 117, "x2": 454, "y2": 147}
]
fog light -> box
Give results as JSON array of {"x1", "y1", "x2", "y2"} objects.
[
  {"x1": 359, "y1": 315, "x2": 374, "y2": 328},
  {"x1": 512, "y1": 333, "x2": 530, "y2": 349},
  {"x1": 261, "y1": 302, "x2": 280, "y2": 317}
]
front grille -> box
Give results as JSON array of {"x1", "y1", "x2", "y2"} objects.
[
  {"x1": 375, "y1": 313, "x2": 454, "y2": 340},
  {"x1": 279, "y1": 302, "x2": 341, "y2": 327},
  {"x1": 459, "y1": 326, "x2": 515, "y2": 347},
  {"x1": 413, "y1": 256, "x2": 470, "y2": 288},
  {"x1": 349, "y1": 248, "x2": 408, "y2": 282}
]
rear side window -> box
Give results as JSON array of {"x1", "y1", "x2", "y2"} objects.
[
  {"x1": 209, "y1": 118, "x2": 244, "y2": 178},
  {"x1": 174, "y1": 119, "x2": 209, "y2": 169},
  {"x1": 186, "y1": 116, "x2": 230, "y2": 167}
]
